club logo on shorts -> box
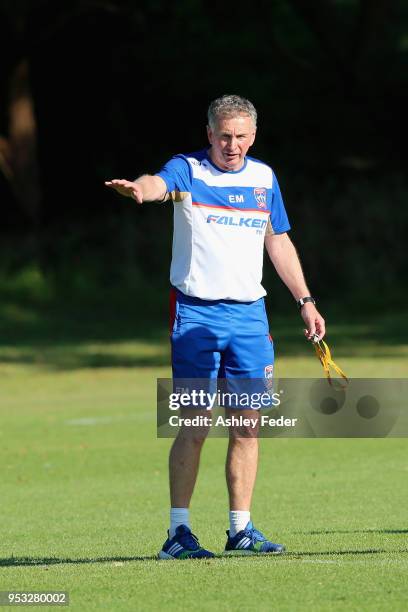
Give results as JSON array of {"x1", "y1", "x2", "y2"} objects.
[
  {"x1": 254, "y1": 187, "x2": 267, "y2": 209},
  {"x1": 264, "y1": 365, "x2": 274, "y2": 379}
]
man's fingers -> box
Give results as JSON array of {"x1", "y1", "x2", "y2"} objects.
[
  {"x1": 302, "y1": 314, "x2": 316, "y2": 339},
  {"x1": 307, "y1": 318, "x2": 325, "y2": 341},
  {"x1": 316, "y1": 317, "x2": 326, "y2": 340},
  {"x1": 301, "y1": 305, "x2": 325, "y2": 341},
  {"x1": 105, "y1": 179, "x2": 132, "y2": 187},
  {"x1": 105, "y1": 179, "x2": 144, "y2": 203},
  {"x1": 304, "y1": 326, "x2": 316, "y2": 340}
]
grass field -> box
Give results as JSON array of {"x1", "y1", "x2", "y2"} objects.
[{"x1": 1, "y1": 284, "x2": 407, "y2": 611}]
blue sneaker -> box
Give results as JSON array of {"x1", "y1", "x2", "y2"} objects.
[
  {"x1": 158, "y1": 524, "x2": 215, "y2": 560},
  {"x1": 224, "y1": 521, "x2": 285, "y2": 555}
]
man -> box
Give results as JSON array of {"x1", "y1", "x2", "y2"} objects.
[{"x1": 105, "y1": 94, "x2": 325, "y2": 559}]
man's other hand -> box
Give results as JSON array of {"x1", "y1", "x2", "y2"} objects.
[{"x1": 301, "y1": 303, "x2": 326, "y2": 341}]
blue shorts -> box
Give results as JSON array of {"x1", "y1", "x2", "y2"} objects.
[{"x1": 170, "y1": 289, "x2": 274, "y2": 379}]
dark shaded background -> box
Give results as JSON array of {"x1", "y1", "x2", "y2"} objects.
[{"x1": 1, "y1": 0, "x2": 407, "y2": 324}]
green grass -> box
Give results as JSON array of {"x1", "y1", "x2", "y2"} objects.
[{"x1": 0, "y1": 274, "x2": 407, "y2": 610}]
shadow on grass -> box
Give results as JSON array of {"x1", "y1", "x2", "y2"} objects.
[
  {"x1": 0, "y1": 555, "x2": 157, "y2": 567},
  {"x1": 1, "y1": 548, "x2": 408, "y2": 567},
  {"x1": 285, "y1": 549, "x2": 408, "y2": 557},
  {"x1": 300, "y1": 529, "x2": 408, "y2": 535},
  {"x1": 0, "y1": 286, "x2": 407, "y2": 370},
  {"x1": 0, "y1": 349, "x2": 171, "y2": 370}
]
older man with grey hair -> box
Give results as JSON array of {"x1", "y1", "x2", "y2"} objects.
[{"x1": 106, "y1": 94, "x2": 325, "y2": 559}]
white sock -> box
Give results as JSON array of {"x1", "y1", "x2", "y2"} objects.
[
  {"x1": 169, "y1": 507, "x2": 190, "y2": 538},
  {"x1": 229, "y1": 510, "x2": 251, "y2": 537}
]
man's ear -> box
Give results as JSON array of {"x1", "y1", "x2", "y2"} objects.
[
  {"x1": 206, "y1": 125, "x2": 213, "y2": 144},
  {"x1": 249, "y1": 128, "x2": 257, "y2": 146}
]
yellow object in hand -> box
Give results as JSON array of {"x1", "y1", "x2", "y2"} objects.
[{"x1": 311, "y1": 335, "x2": 348, "y2": 387}]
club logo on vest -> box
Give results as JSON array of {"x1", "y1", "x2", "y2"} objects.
[{"x1": 254, "y1": 187, "x2": 267, "y2": 208}]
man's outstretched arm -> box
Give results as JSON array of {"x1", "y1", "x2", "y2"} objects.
[
  {"x1": 104, "y1": 174, "x2": 167, "y2": 204},
  {"x1": 265, "y1": 232, "x2": 325, "y2": 340}
]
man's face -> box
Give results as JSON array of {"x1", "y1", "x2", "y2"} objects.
[{"x1": 207, "y1": 114, "x2": 256, "y2": 171}]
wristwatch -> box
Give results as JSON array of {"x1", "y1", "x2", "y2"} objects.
[{"x1": 297, "y1": 296, "x2": 316, "y2": 309}]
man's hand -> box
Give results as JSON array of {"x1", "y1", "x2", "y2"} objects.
[
  {"x1": 104, "y1": 179, "x2": 144, "y2": 203},
  {"x1": 105, "y1": 175, "x2": 167, "y2": 203},
  {"x1": 301, "y1": 302, "x2": 325, "y2": 341}
]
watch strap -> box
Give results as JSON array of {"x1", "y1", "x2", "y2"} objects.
[{"x1": 297, "y1": 296, "x2": 316, "y2": 309}]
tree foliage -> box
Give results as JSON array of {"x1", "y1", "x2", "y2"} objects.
[{"x1": 0, "y1": 1, "x2": 406, "y2": 299}]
